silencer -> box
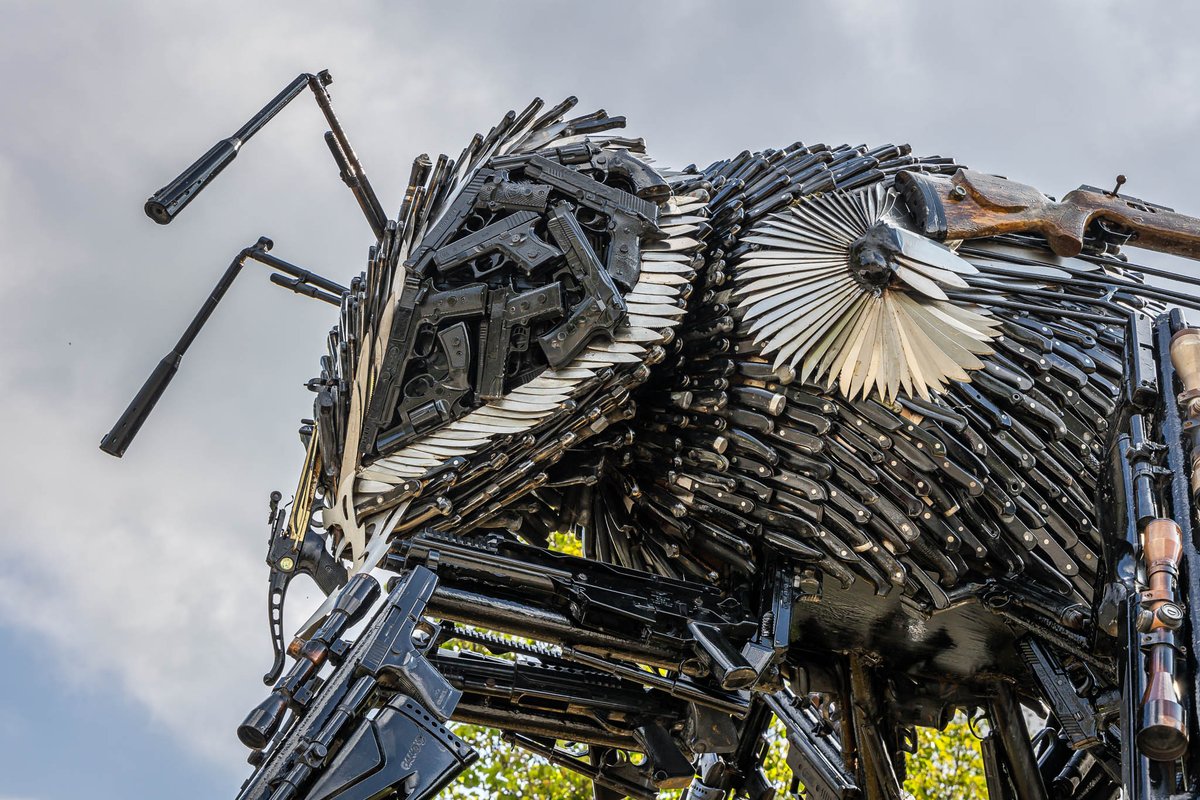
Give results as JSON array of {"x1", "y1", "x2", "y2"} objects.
[
  {"x1": 143, "y1": 73, "x2": 315, "y2": 224},
  {"x1": 99, "y1": 352, "x2": 181, "y2": 457}
]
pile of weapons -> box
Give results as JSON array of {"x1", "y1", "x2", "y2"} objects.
[
  {"x1": 244, "y1": 132, "x2": 1194, "y2": 798},
  {"x1": 101, "y1": 71, "x2": 1200, "y2": 799}
]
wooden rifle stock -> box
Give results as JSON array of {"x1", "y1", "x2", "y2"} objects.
[{"x1": 897, "y1": 168, "x2": 1200, "y2": 260}]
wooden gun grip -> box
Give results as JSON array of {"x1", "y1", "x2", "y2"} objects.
[{"x1": 900, "y1": 169, "x2": 1090, "y2": 257}]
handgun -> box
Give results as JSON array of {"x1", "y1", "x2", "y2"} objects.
[
  {"x1": 522, "y1": 154, "x2": 660, "y2": 289},
  {"x1": 478, "y1": 283, "x2": 565, "y2": 399},
  {"x1": 432, "y1": 210, "x2": 560, "y2": 277},
  {"x1": 537, "y1": 202, "x2": 628, "y2": 368},
  {"x1": 540, "y1": 141, "x2": 670, "y2": 202}
]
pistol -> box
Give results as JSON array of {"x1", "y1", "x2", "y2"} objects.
[
  {"x1": 522, "y1": 154, "x2": 660, "y2": 289},
  {"x1": 537, "y1": 201, "x2": 628, "y2": 368},
  {"x1": 432, "y1": 210, "x2": 561, "y2": 277},
  {"x1": 541, "y1": 141, "x2": 670, "y2": 202},
  {"x1": 478, "y1": 283, "x2": 565, "y2": 399}
]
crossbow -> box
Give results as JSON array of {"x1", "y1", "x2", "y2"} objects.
[{"x1": 103, "y1": 69, "x2": 1200, "y2": 799}]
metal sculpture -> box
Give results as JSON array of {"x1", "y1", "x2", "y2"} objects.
[{"x1": 102, "y1": 69, "x2": 1200, "y2": 800}]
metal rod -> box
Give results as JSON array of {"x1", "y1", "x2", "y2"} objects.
[
  {"x1": 989, "y1": 684, "x2": 1049, "y2": 800},
  {"x1": 249, "y1": 248, "x2": 347, "y2": 296},
  {"x1": 943, "y1": 291, "x2": 1126, "y2": 324},
  {"x1": 306, "y1": 71, "x2": 387, "y2": 239},
  {"x1": 1157, "y1": 310, "x2": 1200, "y2": 790},
  {"x1": 970, "y1": 260, "x2": 1200, "y2": 315},
  {"x1": 143, "y1": 70, "x2": 387, "y2": 240},
  {"x1": 100, "y1": 239, "x2": 267, "y2": 456},
  {"x1": 100, "y1": 237, "x2": 345, "y2": 458}
]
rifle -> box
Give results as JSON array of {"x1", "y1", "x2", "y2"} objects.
[
  {"x1": 235, "y1": 567, "x2": 477, "y2": 800},
  {"x1": 764, "y1": 686, "x2": 860, "y2": 800},
  {"x1": 896, "y1": 168, "x2": 1200, "y2": 260},
  {"x1": 389, "y1": 529, "x2": 759, "y2": 677}
]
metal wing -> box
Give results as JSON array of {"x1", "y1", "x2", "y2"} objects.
[{"x1": 735, "y1": 185, "x2": 1000, "y2": 402}]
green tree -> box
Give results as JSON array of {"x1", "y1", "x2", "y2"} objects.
[{"x1": 904, "y1": 714, "x2": 988, "y2": 800}]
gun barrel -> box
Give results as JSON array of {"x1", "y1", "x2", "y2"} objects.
[
  {"x1": 99, "y1": 239, "x2": 270, "y2": 457},
  {"x1": 144, "y1": 73, "x2": 316, "y2": 224},
  {"x1": 98, "y1": 352, "x2": 181, "y2": 457}
]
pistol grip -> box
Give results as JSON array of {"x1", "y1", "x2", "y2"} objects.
[
  {"x1": 605, "y1": 216, "x2": 643, "y2": 290},
  {"x1": 538, "y1": 297, "x2": 613, "y2": 368},
  {"x1": 394, "y1": 652, "x2": 462, "y2": 721},
  {"x1": 604, "y1": 150, "x2": 670, "y2": 203},
  {"x1": 300, "y1": 529, "x2": 349, "y2": 596},
  {"x1": 501, "y1": 222, "x2": 561, "y2": 273}
]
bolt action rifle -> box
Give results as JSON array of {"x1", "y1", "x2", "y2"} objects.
[{"x1": 897, "y1": 168, "x2": 1200, "y2": 260}]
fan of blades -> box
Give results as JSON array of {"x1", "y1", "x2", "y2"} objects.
[{"x1": 734, "y1": 184, "x2": 1001, "y2": 401}]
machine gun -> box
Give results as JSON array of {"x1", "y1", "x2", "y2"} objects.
[
  {"x1": 235, "y1": 567, "x2": 477, "y2": 800},
  {"x1": 387, "y1": 529, "x2": 761, "y2": 686}
]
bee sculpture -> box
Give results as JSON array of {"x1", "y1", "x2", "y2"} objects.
[{"x1": 103, "y1": 69, "x2": 1200, "y2": 800}]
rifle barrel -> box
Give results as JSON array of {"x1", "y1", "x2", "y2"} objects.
[{"x1": 144, "y1": 73, "x2": 317, "y2": 225}]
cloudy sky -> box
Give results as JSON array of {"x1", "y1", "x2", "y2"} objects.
[{"x1": 2, "y1": 2, "x2": 1199, "y2": 798}]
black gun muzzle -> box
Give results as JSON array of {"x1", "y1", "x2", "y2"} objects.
[
  {"x1": 143, "y1": 72, "x2": 318, "y2": 224},
  {"x1": 144, "y1": 139, "x2": 241, "y2": 224},
  {"x1": 99, "y1": 353, "x2": 180, "y2": 457}
]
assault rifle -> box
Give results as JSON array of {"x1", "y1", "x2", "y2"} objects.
[
  {"x1": 235, "y1": 567, "x2": 477, "y2": 800},
  {"x1": 387, "y1": 529, "x2": 760, "y2": 682}
]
